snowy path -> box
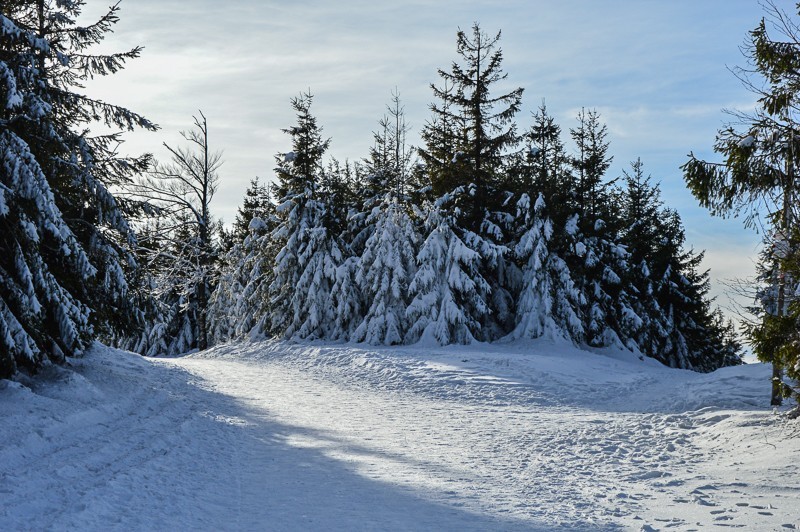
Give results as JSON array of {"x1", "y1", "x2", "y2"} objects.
[{"x1": 2, "y1": 341, "x2": 799, "y2": 530}]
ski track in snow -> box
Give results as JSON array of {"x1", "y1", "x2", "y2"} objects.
[{"x1": 1, "y1": 340, "x2": 799, "y2": 531}]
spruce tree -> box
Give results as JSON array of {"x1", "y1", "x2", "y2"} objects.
[
  {"x1": 418, "y1": 24, "x2": 523, "y2": 338},
  {"x1": 682, "y1": 2, "x2": 799, "y2": 397},
  {"x1": 418, "y1": 80, "x2": 464, "y2": 202},
  {"x1": 618, "y1": 159, "x2": 672, "y2": 359},
  {"x1": 405, "y1": 191, "x2": 492, "y2": 345},
  {"x1": 565, "y1": 110, "x2": 641, "y2": 350},
  {"x1": 570, "y1": 109, "x2": 614, "y2": 227},
  {"x1": 269, "y1": 92, "x2": 342, "y2": 340},
  {"x1": 508, "y1": 103, "x2": 583, "y2": 343},
  {"x1": 509, "y1": 193, "x2": 564, "y2": 340},
  {"x1": 515, "y1": 102, "x2": 571, "y2": 224},
  {"x1": 233, "y1": 176, "x2": 273, "y2": 241},
  {"x1": 0, "y1": 2, "x2": 155, "y2": 376},
  {"x1": 354, "y1": 199, "x2": 418, "y2": 344},
  {"x1": 352, "y1": 93, "x2": 418, "y2": 344},
  {"x1": 423, "y1": 24, "x2": 522, "y2": 229},
  {"x1": 208, "y1": 179, "x2": 277, "y2": 343}
]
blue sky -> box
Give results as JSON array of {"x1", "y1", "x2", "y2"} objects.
[{"x1": 82, "y1": 0, "x2": 771, "y2": 316}]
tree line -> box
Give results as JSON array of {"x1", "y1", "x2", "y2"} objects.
[
  {"x1": 1, "y1": 2, "x2": 747, "y2": 384},
  {"x1": 117, "y1": 25, "x2": 741, "y2": 372}
]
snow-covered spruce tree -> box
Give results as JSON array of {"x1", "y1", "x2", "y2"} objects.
[
  {"x1": 351, "y1": 91, "x2": 415, "y2": 251},
  {"x1": 653, "y1": 210, "x2": 741, "y2": 371},
  {"x1": 617, "y1": 156, "x2": 741, "y2": 371},
  {"x1": 0, "y1": 2, "x2": 155, "y2": 376},
  {"x1": 422, "y1": 23, "x2": 523, "y2": 230},
  {"x1": 124, "y1": 113, "x2": 222, "y2": 353},
  {"x1": 233, "y1": 176, "x2": 273, "y2": 241},
  {"x1": 513, "y1": 102, "x2": 573, "y2": 225},
  {"x1": 325, "y1": 158, "x2": 361, "y2": 341},
  {"x1": 350, "y1": 93, "x2": 419, "y2": 344},
  {"x1": 353, "y1": 200, "x2": 417, "y2": 344},
  {"x1": 567, "y1": 109, "x2": 641, "y2": 350},
  {"x1": 269, "y1": 92, "x2": 343, "y2": 340},
  {"x1": 418, "y1": 24, "x2": 523, "y2": 338},
  {"x1": 508, "y1": 104, "x2": 583, "y2": 343},
  {"x1": 618, "y1": 158, "x2": 673, "y2": 361},
  {"x1": 208, "y1": 178, "x2": 277, "y2": 343},
  {"x1": 405, "y1": 190, "x2": 493, "y2": 345},
  {"x1": 507, "y1": 193, "x2": 582, "y2": 341}
]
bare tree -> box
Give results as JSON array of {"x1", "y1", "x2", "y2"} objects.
[{"x1": 128, "y1": 112, "x2": 222, "y2": 351}]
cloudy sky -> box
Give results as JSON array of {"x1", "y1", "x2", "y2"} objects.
[{"x1": 82, "y1": 0, "x2": 771, "y2": 314}]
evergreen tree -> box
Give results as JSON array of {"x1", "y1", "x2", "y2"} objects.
[
  {"x1": 618, "y1": 159, "x2": 672, "y2": 359},
  {"x1": 405, "y1": 191, "x2": 492, "y2": 345},
  {"x1": 570, "y1": 108, "x2": 614, "y2": 227},
  {"x1": 208, "y1": 179, "x2": 277, "y2": 344},
  {"x1": 682, "y1": 1, "x2": 794, "y2": 394},
  {"x1": 0, "y1": 2, "x2": 155, "y2": 376},
  {"x1": 419, "y1": 24, "x2": 523, "y2": 338},
  {"x1": 324, "y1": 158, "x2": 361, "y2": 340},
  {"x1": 562, "y1": 110, "x2": 640, "y2": 350},
  {"x1": 418, "y1": 79, "x2": 464, "y2": 202},
  {"x1": 354, "y1": 198, "x2": 418, "y2": 344},
  {"x1": 513, "y1": 102, "x2": 571, "y2": 223},
  {"x1": 269, "y1": 92, "x2": 342, "y2": 340},
  {"x1": 508, "y1": 193, "x2": 581, "y2": 341},
  {"x1": 233, "y1": 176, "x2": 272, "y2": 241},
  {"x1": 618, "y1": 158, "x2": 741, "y2": 370},
  {"x1": 508, "y1": 103, "x2": 584, "y2": 343},
  {"x1": 749, "y1": 230, "x2": 800, "y2": 405},
  {"x1": 422, "y1": 23, "x2": 522, "y2": 230},
  {"x1": 350, "y1": 92, "x2": 419, "y2": 344}
]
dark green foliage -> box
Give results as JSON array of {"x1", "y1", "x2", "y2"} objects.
[
  {"x1": 619, "y1": 159, "x2": 742, "y2": 370},
  {"x1": 570, "y1": 108, "x2": 614, "y2": 227},
  {"x1": 510, "y1": 103, "x2": 571, "y2": 226},
  {"x1": 233, "y1": 176, "x2": 273, "y2": 241},
  {"x1": 268, "y1": 91, "x2": 343, "y2": 339},
  {"x1": 0, "y1": 1, "x2": 155, "y2": 376},
  {"x1": 419, "y1": 23, "x2": 523, "y2": 234},
  {"x1": 683, "y1": 1, "x2": 800, "y2": 388}
]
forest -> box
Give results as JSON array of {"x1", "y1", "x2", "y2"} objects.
[{"x1": 2, "y1": 1, "x2": 799, "y2": 406}]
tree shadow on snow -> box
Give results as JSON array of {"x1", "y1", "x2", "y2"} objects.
[{"x1": 36, "y1": 348, "x2": 619, "y2": 531}]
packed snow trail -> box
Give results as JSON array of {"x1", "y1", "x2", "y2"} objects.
[{"x1": 1, "y1": 341, "x2": 799, "y2": 531}]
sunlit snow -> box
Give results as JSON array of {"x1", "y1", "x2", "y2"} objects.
[{"x1": 1, "y1": 341, "x2": 798, "y2": 530}]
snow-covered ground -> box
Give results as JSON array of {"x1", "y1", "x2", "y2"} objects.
[{"x1": 1, "y1": 340, "x2": 798, "y2": 531}]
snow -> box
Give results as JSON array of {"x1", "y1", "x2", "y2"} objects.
[
  {"x1": 2, "y1": 340, "x2": 799, "y2": 531},
  {"x1": 738, "y1": 135, "x2": 756, "y2": 148}
]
